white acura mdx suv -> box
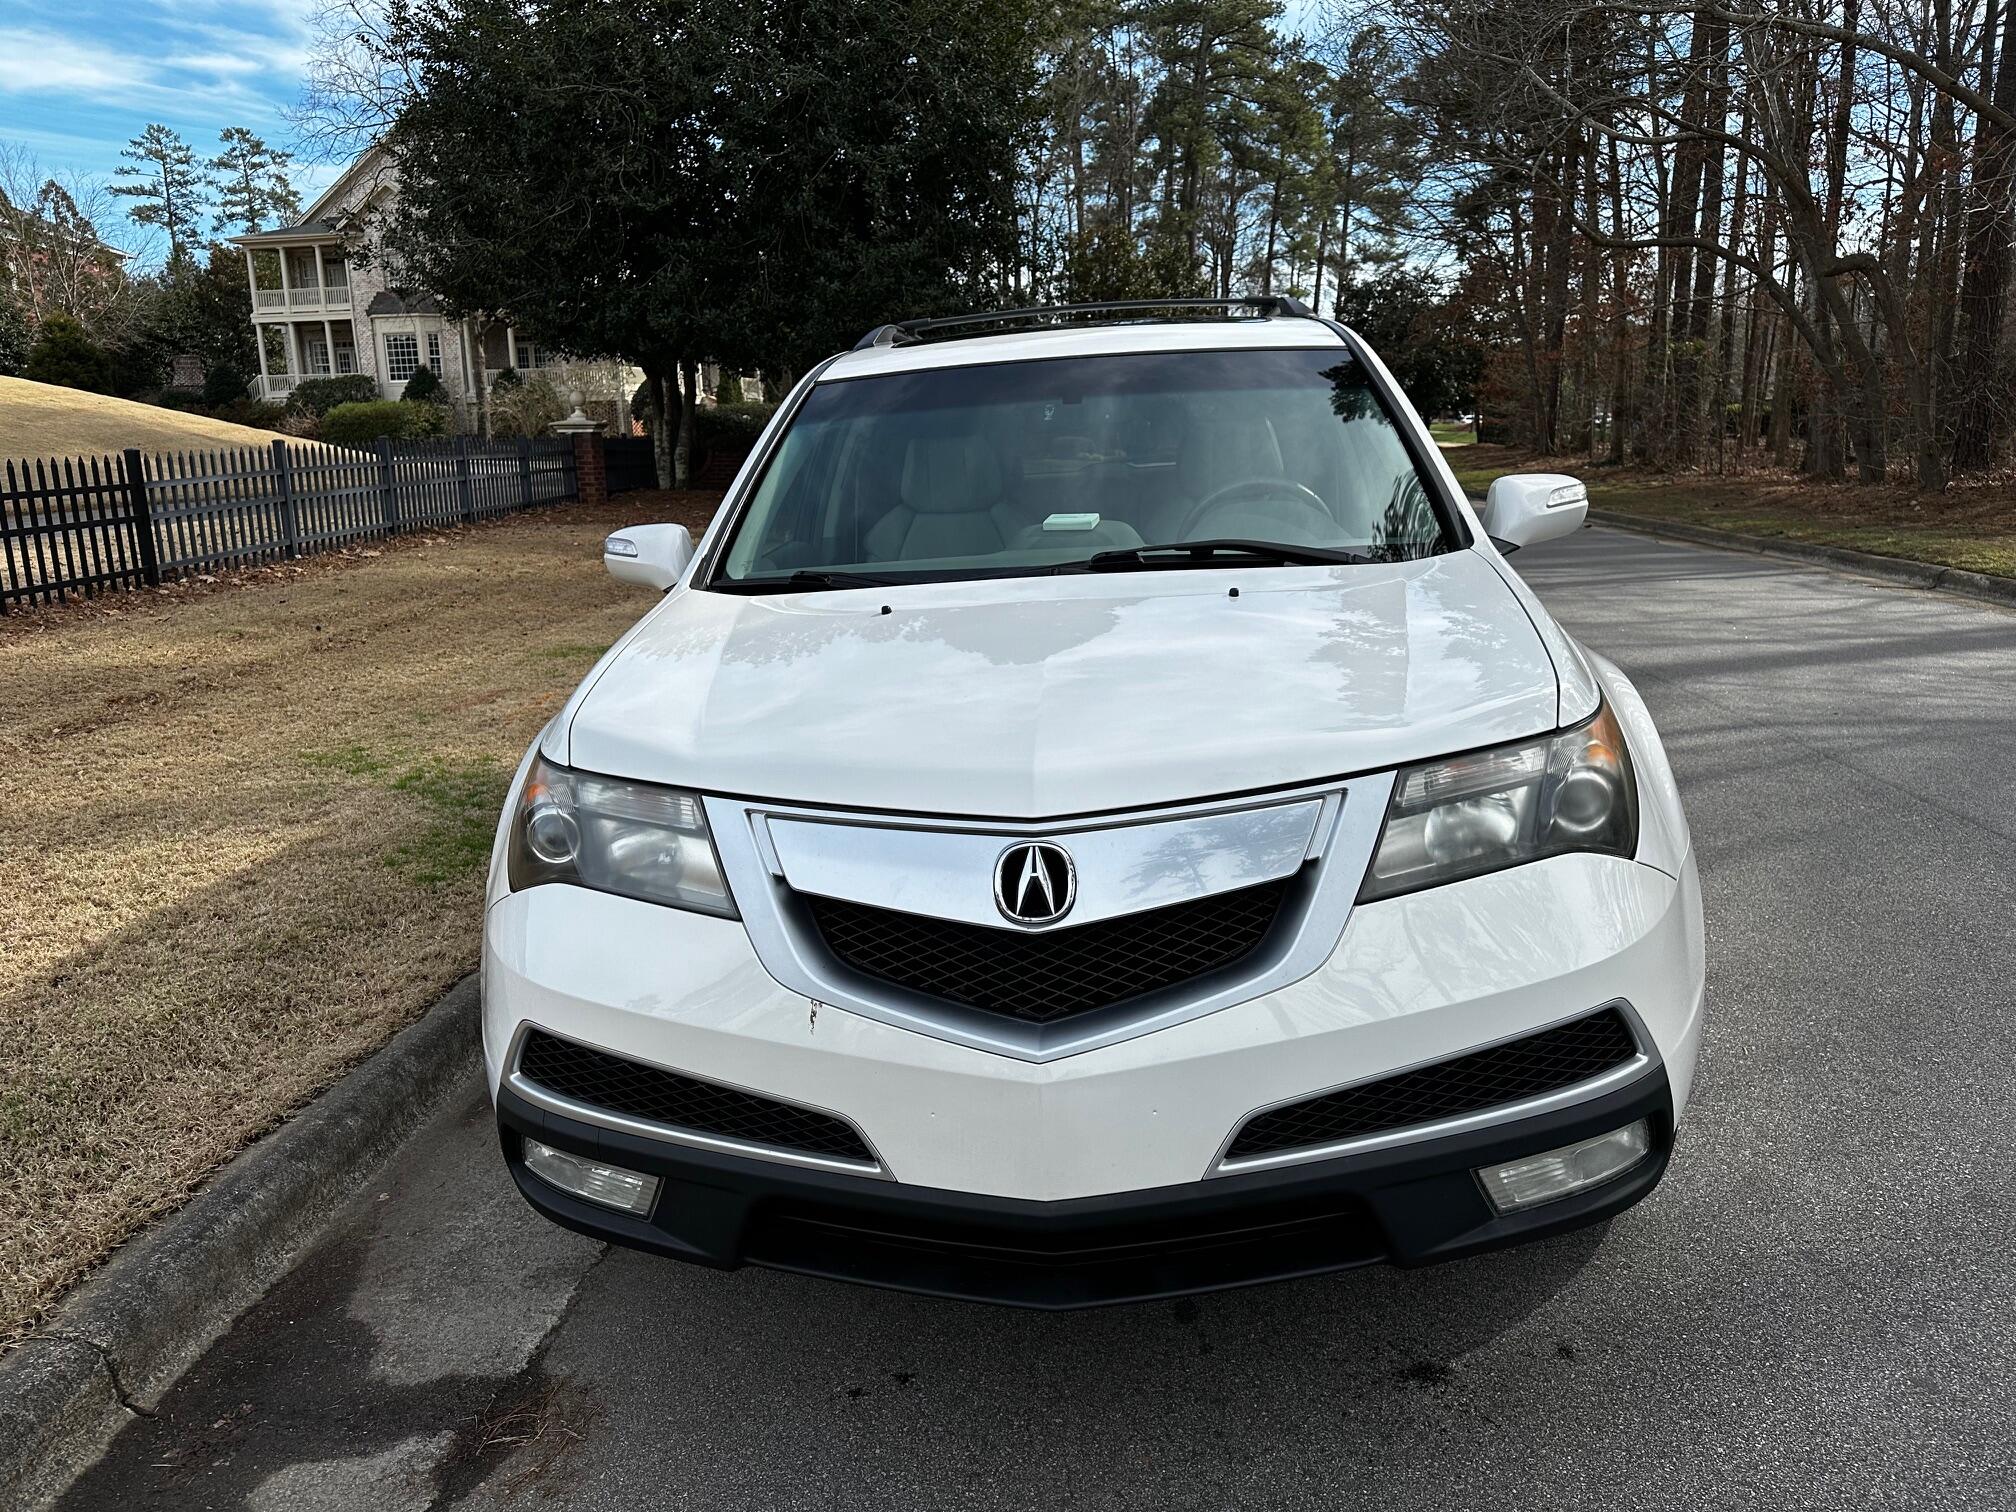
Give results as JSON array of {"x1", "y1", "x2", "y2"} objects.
[{"x1": 483, "y1": 298, "x2": 1704, "y2": 1309}]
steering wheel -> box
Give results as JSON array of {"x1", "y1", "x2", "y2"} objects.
[{"x1": 1178, "y1": 477, "x2": 1336, "y2": 543}]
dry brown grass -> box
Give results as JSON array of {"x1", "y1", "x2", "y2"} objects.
[
  {"x1": 0, "y1": 376, "x2": 296, "y2": 460},
  {"x1": 1450, "y1": 444, "x2": 2016, "y2": 579},
  {"x1": 0, "y1": 488, "x2": 721, "y2": 1341}
]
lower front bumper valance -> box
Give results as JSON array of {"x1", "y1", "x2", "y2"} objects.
[{"x1": 494, "y1": 1063, "x2": 1674, "y2": 1311}]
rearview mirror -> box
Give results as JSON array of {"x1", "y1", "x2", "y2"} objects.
[
  {"x1": 1481, "y1": 474, "x2": 1588, "y2": 552},
  {"x1": 603, "y1": 524, "x2": 694, "y2": 591}
]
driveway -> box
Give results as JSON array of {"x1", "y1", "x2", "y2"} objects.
[{"x1": 57, "y1": 527, "x2": 2016, "y2": 1510}]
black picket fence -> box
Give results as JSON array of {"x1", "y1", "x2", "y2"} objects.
[
  {"x1": 0, "y1": 435, "x2": 577, "y2": 614},
  {"x1": 603, "y1": 436, "x2": 658, "y2": 494},
  {"x1": 601, "y1": 434, "x2": 753, "y2": 493}
]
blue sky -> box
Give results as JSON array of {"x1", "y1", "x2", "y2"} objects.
[{"x1": 0, "y1": 0, "x2": 342, "y2": 261}]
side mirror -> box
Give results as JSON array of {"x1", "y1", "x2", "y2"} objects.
[
  {"x1": 1481, "y1": 474, "x2": 1588, "y2": 552},
  {"x1": 603, "y1": 523, "x2": 694, "y2": 591}
]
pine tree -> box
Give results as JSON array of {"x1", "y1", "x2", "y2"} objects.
[
  {"x1": 1312, "y1": 27, "x2": 1417, "y2": 313},
  {"x1": 212, "y1": 127, "x2": 302, "y2": 236},
  {"x1": 111, "y1": 124, "x2": 209, "y2": 264}
]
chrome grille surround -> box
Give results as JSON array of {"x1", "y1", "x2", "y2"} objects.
[{"x1": 704, "y1": 774, "x2": 1395, "y2": 1064}]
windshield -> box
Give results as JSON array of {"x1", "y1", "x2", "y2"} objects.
[{"x1": 713, "y1": 348, "x2": 1459, "y2": 587}]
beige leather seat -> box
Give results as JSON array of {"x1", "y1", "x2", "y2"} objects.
[{"x1": 863, "y1": 433, "x2": 1027, "y2": 562}]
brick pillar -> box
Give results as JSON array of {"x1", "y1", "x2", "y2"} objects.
[{"x1": 571, "y1": 430, "x2": 607, "y2": 507}]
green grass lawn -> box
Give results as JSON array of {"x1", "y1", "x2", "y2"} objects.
[
  {"x1": 1428, "y1": 421, "x2": 1475, "y2": 447},
  {"x1": 1450, "y1": 446, "x2": 2016, "y2": 580}
]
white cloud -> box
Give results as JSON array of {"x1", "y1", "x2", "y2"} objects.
[
  {"x1": 162, "y1": 50, "x2": 270, "y2": 79},
  {"x1": 0, "y1": 32, "x2": 145, "y2": 96},
  {"x1": 0, "y1": 25, "x2": 293, "y2": 117}
]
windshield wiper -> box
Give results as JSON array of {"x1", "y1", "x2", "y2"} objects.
[
  {"x1": 1062, "y1": 538, "x2": 1378, "y2": 572},
  {"x1": 711, "y1": 568, "x2": 903, "y2": 595}
]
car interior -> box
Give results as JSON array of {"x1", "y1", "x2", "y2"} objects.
[{"x1": 721, "y1": 359, "x2": 1449, "y2": 581}]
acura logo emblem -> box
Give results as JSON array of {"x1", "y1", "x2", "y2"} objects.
[{"x1": 994, "y1": 841, "x2": 1075, "y2": 926}]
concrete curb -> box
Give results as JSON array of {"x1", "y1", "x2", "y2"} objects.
[
  {"x1": 0, "y1": 977, "x2": 483, "y2": 1510},
  {"x1": 1588, "y1": 508, "x2": 2016, "y2": 609}
]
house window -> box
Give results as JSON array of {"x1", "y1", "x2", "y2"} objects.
[
  {"x1": 516, "y1": 342, "x2": 538, "y2": 370},
  {"x1": 334, "y1": 345, "x2": 356, "y2": 375},
  {"x1": 426, "y1": 332, "x2": 442, "y2": 374},
  {"x1": 306, "y1": 337, "x2": 332, "y2": 376},
  {"x1": 384, "y1": 333, "x2": 419, "y2": 383}
]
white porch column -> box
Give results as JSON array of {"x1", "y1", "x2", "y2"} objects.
[
  {"x1": 253, "y1": 319, "x2": 273, "y2": 396},
  {"x1": 243, "y1": 246, "x2": 259, "y2": 304},
  {"x1": 504, "y1": 326, "x2": 518, "y2": 371},
  {"x1": 276, "y1": 247, "x2": 293, "y2": 311},
  {"x1": 312, "y1": 242, "x2": 326, "y2": 300},
  {"x1": 322, "y1": 318, "x2": 336, "y2": 376},
  {"x1": 284, "y1": 322, "x2": 302, "y2": 382}
]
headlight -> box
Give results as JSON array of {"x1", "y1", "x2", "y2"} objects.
[
  {"x1": 507, "y1": 756, "x2": 736, "y2": 917},
  {"x1": 1359, "y1": 703, "x2": 1637, "y2": 901}
]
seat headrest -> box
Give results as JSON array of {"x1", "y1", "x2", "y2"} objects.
[{"x1": 900, "y1": 433, "x2": 1003, "y2": 515}]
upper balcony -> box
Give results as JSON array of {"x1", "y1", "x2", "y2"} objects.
[
  {"x1": 253, "y1": 280, "x2": 353, "y2": 317},
  {"x1": 236, "y1": 229, "x2": 354, "y2": 321}
]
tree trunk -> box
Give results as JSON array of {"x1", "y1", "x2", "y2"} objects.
[
  {"x1": 1335, "y1": 141, "x2": 1359, "y2": 291},
  {"x1": 1071, "y1": 116, "x2": 1086, "y2": 241},
  {"x1": 674, "y1": 357, "x2": 698, "y2": 489},
  {"x1": 1260, "y1": 174, "x2": 1281, "y2": 296},
  {"x1": 1804, "y1": 14, "x2": 1856, "y2": 480},
  {"x1": 1950, "y1": 0, "x2": 2016, "y2": 470},
  {"x1": 1739, "y1": 187, "x2": 1780, "y2": 458},
  {"x1": 1770, "y1": 323, "x2": 1797, "y2": 468},
  {"x1": 1541, "y1": 147, "x2": 1575, "y2": 452},
  {"x1": 645, "y1": 366, "x2": 673, "y2": 489},
  {"x1": 1578, "y1": 133, "x2": 1603, "y2": 457},
  {"x1": 471, "y1": 317, "x2": 494, "y2": 440},
  {"x1": 1605, "y1": 133, "x2": 1631, "y2": 464},
  {"x1": 1922, "y1": 18, "x2": 1963, "y2": 475},
  {"x1": 1664, "y1": 9, "x2": 1716, "y2": 465},
  {"x1": 1313, "y1": 215, "x2": 1330, "y2": 319}
]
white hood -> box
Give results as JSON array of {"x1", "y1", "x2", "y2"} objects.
[{"x1": 563, "y1": 550, "x2": 1564, "y2": 818}]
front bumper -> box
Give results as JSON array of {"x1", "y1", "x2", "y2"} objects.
[
  {"x1": 497, "y1": 1062, "x2": 1674, "y2": 1309},
  {"x1": 483, "y1": 841, "x2": 1703, "y2": 1305},
  {"x1": 484, "y1": 849, "x2": 1703, "y2": 1198}
]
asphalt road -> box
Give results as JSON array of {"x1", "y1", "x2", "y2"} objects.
[{"x1": 59, "y1": 527, "x2": 2016, "y2": 1511}]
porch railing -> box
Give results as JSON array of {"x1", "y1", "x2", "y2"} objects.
[{"x1": 251, "y1": 284, "x2": 352, "y2": 313}]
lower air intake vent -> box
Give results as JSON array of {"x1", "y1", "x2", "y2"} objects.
[
  {"x1": 804, "y1": 878, "x2": 1291, "y2": 1027},
  {"x1": 1223, "y1": 1007, "x2": 1640, "y2": 1162},
  {"x1": 517, "y1": 1029, "x2": 875, "y2": 1165}
]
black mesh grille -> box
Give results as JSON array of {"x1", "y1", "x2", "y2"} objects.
[
  {"x1": 518, "y1": 1030, "x2": 875, "y2": 1164},
  {"x1": 1225, "y1": 1008, "x2": 1639, "y2": 1160},
  {"x1": 805, "y1": 879, "x2": 1291, "y2": 1026}
]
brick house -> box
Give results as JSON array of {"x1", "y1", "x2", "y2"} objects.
[{"x1": 231, "y1": 146, "x2": 634, "y2": 426}]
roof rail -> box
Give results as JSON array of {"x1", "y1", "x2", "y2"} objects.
[
  {"x1": 848, "y1": 295, "x2": 1315, "y2": 352},
  {"x1": 853, "y1": 323, "x2": 914, "y2": 351}
]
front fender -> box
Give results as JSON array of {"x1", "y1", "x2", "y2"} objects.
[{"x1": 1583, "y1": 648, "x2": 1690, "y2": 879}]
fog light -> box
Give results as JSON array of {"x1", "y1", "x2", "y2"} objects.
[
  {"x1": 523, "y1": 1139, "x2": 660, "y2": 1215},
  {"x1": 1476, "y1": 1121, "x2": 1650, "y2": 1214}
]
